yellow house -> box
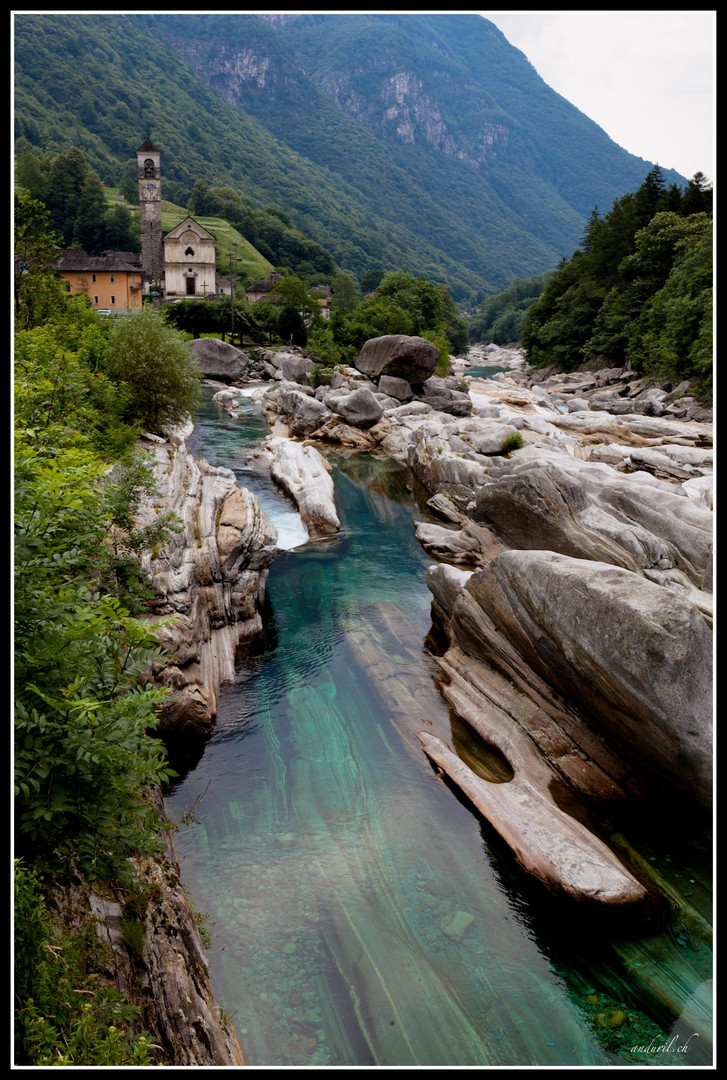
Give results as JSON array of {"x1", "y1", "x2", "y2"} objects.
[{"x1": 57, "y1": 250, "x2": 143, "y2": 311}]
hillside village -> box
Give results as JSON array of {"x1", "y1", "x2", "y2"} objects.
[{"x1": 56, "y1": 137, "x2": 331, "y2": 319}]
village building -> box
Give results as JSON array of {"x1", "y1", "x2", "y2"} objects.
[
  {"x1": 163, "y1": 217, "x2": 217, "y2": 299},
  {"x1": 311, "y1": 283, "x2": 332, "y2": 319},
  {"x1": 245, "y1": 272, "x2": 285, "y2": 303},
  {"x1": 56, "y1": 250, "x2": 143, "y2": 311}
]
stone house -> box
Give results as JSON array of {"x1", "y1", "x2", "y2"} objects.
[{"x1": 245, "y1": 272, "x2": 285, "y2": 303}]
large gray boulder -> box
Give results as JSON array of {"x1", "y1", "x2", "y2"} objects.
[
  {"x1": 328, "y1": 386, "x2": 384, "y2": 428},
  {"x1": 266, "y1": 437, "x2": 340, "y2": 539},
  {"x1": 279, "y1": 353, "x2": 314, "y2": 385},
  {"x1": 187, "y1": 337, "x2": 249, "y2": 383},
  {"x1": 470, "y1": 455, "x2": 713, "y2": 590},
  {"x1": 416, "y1": 375, "x2": 472, "y2": 416},
  {"x1": 378, "y1": 374, "x2": 414, "y2": 402},
  {"x1": 275, "y1": 385, "x2": 331, "y2": 436},
  {"x1": 137, "y1": 439, "x2": 278, "y2": 734},
  {"x1": 355, "y1": 334, "x2": 440, "y2": 383},
  {"x1": 461, "y1": 550, "x2": 713, "y2": 808}
]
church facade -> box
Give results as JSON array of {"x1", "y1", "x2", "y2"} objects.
[{"x1": 163, "y1": 218, "x2": 217, "y2": 298}]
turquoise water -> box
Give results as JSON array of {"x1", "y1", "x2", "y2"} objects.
[
  {"x1": 462, "y1": 364, "x2": 507, "y2": 380},
  {"x1": 166, "y1": 389, "x2": 713, "y2": 1067}
]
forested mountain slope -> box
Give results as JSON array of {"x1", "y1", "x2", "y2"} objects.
[{"x1": 14, "y1": 12, "x2": 687, "y2": 301}]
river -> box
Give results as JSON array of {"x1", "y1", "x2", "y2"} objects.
[{"x1": 163, "y1": 387, "x2": 712, "y2": 1067}]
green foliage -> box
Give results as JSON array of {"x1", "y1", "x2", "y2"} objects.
[
  {"x1": 278, "y1": 305, "x2": 308, "y2": 347},
  {"x1": 306, "y1": 323, "x2": 345, "y2": 369},
  {"x1": 14, "y1": 438, "x2": 175, "y2": 881},
  {"x1": 469, "y1": 273, "x2": 552, "y2": 344},
  {"x1": 14, "y1": 861, "x2": 158, "y2": 1066},
  {"x1": 20, "y1": 147, "x2": 140, "y2": 254},
  {"x1": 522, "y1": 170, "x2": 713, "y2": 398},
  {"x1": 14, "y1": 191, "x2": 67, "y2": 331},
  {"x1": 104, "y1": 306, "x2": 202, "y2": 433},
  {"x1": 501, "y1": 431, "x2": 525, "y2": 453},
  {"x1": 331, "y1": 271, "x2": 359, "y2": 314}
]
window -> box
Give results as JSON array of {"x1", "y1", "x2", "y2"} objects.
[
  {"x1": 91, "y1": 274, "x2": 96, "y2": 283},
  {"x1": 185, "y1": 247, "x2": 195, "y2": 256},
  {"x1": 93, "y1": 296, "x2": 98, "y2": 305},
  {"x1": 110, "y1": 296, "x2": 116, "y2": 305},
  {"x1": 109, "y1": 274, "x2": 115, "y2": 283}
]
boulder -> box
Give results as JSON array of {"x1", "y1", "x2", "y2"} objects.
[
  {"x1": 463, "y1": 550, "x2": 713, "y2": 808},
  {"x1": 470, "y1": 455, "x2": 713, "y2": 589},
  {"x1": 138, "y1": 439, "x2": 278, "y2": 734},
  {"x1": 328, "y1": 386, "x2": 384, "y2": 428},
  {"x1": 355, "y1": 334, "x2": 440, "y2": 383},
  {"x1": 416, "y1": 376, "x2": 472, "y2": 416},
  {"x1": 378, "y1": 374, "x2": 414, "y2": 402},
  {"x1": 188, "y1": 338, "x2": 249, "y2": 383},
  {"x1": 280, "y1": 353, "x2": 314, "y2": 385},
  {"x1": 275, "y1": 384, "x2": 331, "y2": 436},
  {"x1": 267, "y1": 437, "x2": 340, "y2": 539}
]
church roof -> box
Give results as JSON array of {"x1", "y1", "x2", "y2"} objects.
[
  {"x1": 163, "y1": 216, "x2": 217, "y2": 243},
  {"x1": 137, "y1": 136, "x2": 160, "y2": 152}
]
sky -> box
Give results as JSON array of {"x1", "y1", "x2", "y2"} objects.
[{"x1": 481, "y1": 10, "x2": 715, "y2": 184}]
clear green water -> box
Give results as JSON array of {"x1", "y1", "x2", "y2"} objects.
[{"x1": 166, "y1": 390, "x2": 713, "y2": 1067}]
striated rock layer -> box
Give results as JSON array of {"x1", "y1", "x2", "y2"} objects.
[
  {"x1": 137, "y1": 425, "x2": 278, "y2": 735},
  {"x1": 52, "y1": 791, "x2": 247, "y2": 1065},
  {"x1": 254, "y1": 341, "x2": 713, "y2": 906}
]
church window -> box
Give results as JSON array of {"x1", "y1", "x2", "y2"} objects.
[
  {"x1": 185, "y1": 247, "x2": 195, "y2": 256},
  {"x1": 144, "y1": 158, "x2": 155, "y2": 177}
]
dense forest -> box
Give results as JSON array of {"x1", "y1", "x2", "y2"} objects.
[
  {"x1": 14, "y1": 192, "x2": 203, "y2": 1064},
  {"x1": 520, "y1": 167, "x2": 713, "y2": 399}
]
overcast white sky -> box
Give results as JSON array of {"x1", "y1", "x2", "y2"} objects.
[{"x1": 482, "y1": 10, "x2": 715, "y2": 183}]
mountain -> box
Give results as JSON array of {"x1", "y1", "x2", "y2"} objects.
[{"x1": 13, "y1": 12, "x2": 688, "y2": 302}]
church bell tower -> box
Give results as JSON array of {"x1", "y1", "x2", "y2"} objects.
[{"x1": 137, "y1": 136, "x2": 164, "y2": 293}]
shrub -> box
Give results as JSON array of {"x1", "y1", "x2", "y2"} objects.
[{"x1": 501, "y1": 431, "x2": 525, "y2": 453}]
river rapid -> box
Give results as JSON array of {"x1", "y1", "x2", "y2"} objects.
[{"x1": 163, "y1": 387, "x2": 712, "y2": 1067}]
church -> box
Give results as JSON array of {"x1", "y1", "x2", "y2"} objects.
[{"x1": 137, "y1": 137, "x2": 216, "y2": 299}]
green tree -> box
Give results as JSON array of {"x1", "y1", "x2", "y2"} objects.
[
  {"x1": 360, "y1": 267, "x2": 385, "y2": 294},
  {"x1": 14, "y1": 191, "x2": 66, "y2": 331},
  {"x1": 331, "y1": 271, "x2": 359, "y2": 314},
  {"x1": 104, "y1": 306, "x2": 202, "y2": 432},
  {"x1": 14, "y1": 434, "x2": 175, "y2": 881}
]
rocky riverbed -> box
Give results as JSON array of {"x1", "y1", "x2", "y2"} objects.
[
  {"x1": 124, "y1": 334, "x2": 711, "y2": 1062},
  {"x1": 204, "y1": 335, "x2": 713, "y2": 910}
]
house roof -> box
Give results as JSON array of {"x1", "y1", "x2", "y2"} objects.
[
  {"x1": 247, "y1": 272, "x2": 285, "y2": 293},
  {"x1": 56, "y1": 250, "x2": 142, "y2": 273}
]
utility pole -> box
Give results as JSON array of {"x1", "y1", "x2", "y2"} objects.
[{"x1": 229, "y1": 245, "x2": 239, "y2": 345}]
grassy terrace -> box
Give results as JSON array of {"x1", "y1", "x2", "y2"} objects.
[{"x1": 104, "y1": 189, "x2": 274, "y2": 285}]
